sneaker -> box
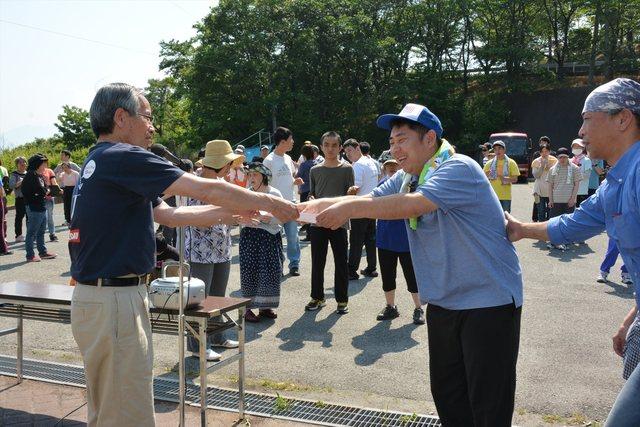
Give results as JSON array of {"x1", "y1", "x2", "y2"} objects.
[
  {"x1": 15, "y1": 235, "x2": 24, "y2": 243},
  {"x1": 0, "y1": 251, "x2": 13, "y2": 256},
  {"x1": 621, "y1": 273, "x2": 634, "y2": 285},
  {"x1": 40, "y1": 252, "x2": 57, "y2": 260},
  {"x1": 360, "y1": 268, "x2": 379, "y2": 278},
  {"x1": 348, "y1": 272, "x2": 360, "y2": 281},
  {"x1": 49, "y1": 234, "x2": 58, "y2": 242},
  {"x1": 546, "y1": 242, "x2": 553, "y2": 250},
  {"x1": 596, "y1": 271, "x2": 609, "y2": 283},
  {"x1": 27, "y1": 256, "x2": 41, "y2": 262},
  {"x1": 191, "y1": 348, "x2": 221, "y2": 361},
  {"x1": 376, "y1": 305, "x2": 400, "y2": 321},
  {"x1": 289, "y1": 267, "x2": 300, "y2": 276},
  {"x1": 413, "y1": 308, "x2": 426, "y2": 325},
  {"x1": 305, "y1": 299, "x2": 326, "y2": 311},
  {"x1": 213, "y1": 339, "x2": 239, "y2": 349},
  {"x1": 556, "y1": 244, "x2": 567, "y2": 251},
  {"x1": 244, "y1": 310, "x2": 260, "y2": 323},
  {"x1": 336, "y1": 303, "x2": 349, "y2": 314},
  {"x1": 259, "y1": 309, "x2": 278, "y2": 319}
]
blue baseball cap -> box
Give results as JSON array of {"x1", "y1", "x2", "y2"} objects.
[{"x1": 376, "y1": 103, "x2": 444, "y2": 138}]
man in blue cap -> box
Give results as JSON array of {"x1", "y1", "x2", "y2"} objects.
[
  {"x1": 299, "y1": 103, "x2": 524, "y2": 426},
  {"x1": 506, "y1": 77, "x2": 640, "y2": 426}
]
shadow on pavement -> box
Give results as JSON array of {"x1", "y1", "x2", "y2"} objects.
[
  {"x1": 545, "y1": 242, "x2": 595, "y2": 262},
  {"x1": 276, "y1": 310, "x2": 341, "y2": 351},
  {"x1": 0, "y1": 260, "x2": 28, "y2": 271},
  {"x1": 0, "y1": 407, "x2": 86, "y2": 426},
  {"x1": 351, "y1": 321, "x2": 420, "y2": 366},
  {"x1": 602, "y1": 281, "x2": 636, "y2": 299}
]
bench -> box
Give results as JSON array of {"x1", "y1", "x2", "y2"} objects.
[{"x1": 0, "y1": 281, "x2": 250, "y2": 426}]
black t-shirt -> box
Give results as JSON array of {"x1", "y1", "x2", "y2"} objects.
[
  {"x1": 69, "y1": 142, "x2": 184, "y2": 282},
  {"x1": 21, "y1": 171, "x2": 47, "y2": 212}
]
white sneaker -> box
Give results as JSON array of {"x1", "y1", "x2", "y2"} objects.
[
  {"x1": 15, "y1": 235, "x2": 24, "y2": 242},
  {"x1": 621, "y1": 273, "x2": 634, "y2": 285},
  {"x1": 213, "y1": 339, "x2": 239, "y2": 349},
  {"x1": 597, "y1": 271, "x2": 609, "y2": 283},
  {"x1": 192, "y1": 348, "x2": 221, "y2": 361}
]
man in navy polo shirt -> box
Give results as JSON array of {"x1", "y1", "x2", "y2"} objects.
[
  {"x1": 71, "y1": 83, "x2": 298, "y2": 426},
  {"x1": 299, "y1": 103, "x2": 523, "y2": 426}
]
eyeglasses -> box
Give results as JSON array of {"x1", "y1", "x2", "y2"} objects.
[{"x1": 137, "y1": 112, "x2": 154, "y2": 124}]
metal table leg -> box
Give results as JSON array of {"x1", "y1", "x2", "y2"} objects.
[
  {"x1": 238, "y1": 306, "x2": 246, "y2": 418},
  {"x1": 199, "y1": 318, "x2": 207, "y2": 427},
  {"x1": 17, "y1": 305, "x2": 23, "y2": 383}
]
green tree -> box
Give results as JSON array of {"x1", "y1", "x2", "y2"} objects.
[{"x1": 54, "y1": 105, "x2": 95, "y2": 150}]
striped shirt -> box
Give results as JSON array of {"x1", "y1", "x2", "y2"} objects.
[{"x1": 546, "y1": 163, "x2": 582, "y2": 203}]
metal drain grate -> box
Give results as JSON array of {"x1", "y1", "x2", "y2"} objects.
[{"x1": 0, "y1": 355, "x2": 440, "y2": 426}]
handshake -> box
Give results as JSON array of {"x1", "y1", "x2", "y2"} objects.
[{"x1": 264, "y1": 195, "x2": 357, "y2": 230}]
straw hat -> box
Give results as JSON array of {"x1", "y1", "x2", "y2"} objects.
[{"x1": 201, "y1": 140, "x2": 244, "y2": 169}]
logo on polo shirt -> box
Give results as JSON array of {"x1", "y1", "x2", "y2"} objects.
[
  {"x1": 69, "y1": 229, "x2": 80, "y2": 243},
  {"x1": 82, "y1": 160, "x2": 96, "y2": 179}
]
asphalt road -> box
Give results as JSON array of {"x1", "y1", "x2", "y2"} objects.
[{"x1": 0, "y1": 183, "x2": 634, "y2": 426}]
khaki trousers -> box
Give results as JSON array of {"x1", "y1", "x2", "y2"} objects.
[{"x1": 71, "y1": 283, "x2": 154, "y2": 427}]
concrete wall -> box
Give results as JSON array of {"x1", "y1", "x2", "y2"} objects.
[{"x1": 506, "y1": 86, "x2": 594, "y2": 151}]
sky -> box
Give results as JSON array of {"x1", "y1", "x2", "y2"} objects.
[{"x1": 0, "y1": 0, "x2": 216, "y2": 148}]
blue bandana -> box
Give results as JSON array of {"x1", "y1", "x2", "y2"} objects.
[{"x1": 583, "y1": 78, "x2": 640, "y2": 114}]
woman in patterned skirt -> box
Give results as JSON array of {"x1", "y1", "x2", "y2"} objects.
[{"x1": 240, "y1": 162, "x2": 285, "y2": 322}]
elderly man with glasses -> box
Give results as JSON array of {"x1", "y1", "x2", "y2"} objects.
[{"x1": 70, "y1": 83, "x2": 298, "y2": 426}]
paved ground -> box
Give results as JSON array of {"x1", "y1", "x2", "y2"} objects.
[
  {"x1": 0, "y1": 183, "x2": 634, "y2": 426},
  {"x1": 0, "y1": 375, "x2": 298, "y2": 426}
]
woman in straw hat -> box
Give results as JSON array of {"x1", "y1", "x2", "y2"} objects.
[{"x1": 185, "y1": 140, "x2": 246, "y2": 361}]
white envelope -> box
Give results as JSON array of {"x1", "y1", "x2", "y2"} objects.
[{"x1": 298, "y1": 212, "x2": 317, "y2": 224}]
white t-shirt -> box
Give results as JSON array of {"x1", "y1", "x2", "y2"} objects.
[
  {"x1": 577, "y1": 157, "x2": 592, "y2": 196},
  {"x1": 352, "y1": 155, "x2": 379, "y2": 196},
  {"x1": 264, "y1": 152, "x2": 296, "y2": 202}
]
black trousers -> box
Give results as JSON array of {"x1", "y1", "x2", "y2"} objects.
[
  {"x1": 63, "y1": 185, "x2": 74, "y2": 223},
  {"x1": 378, "y1": 248, "x2": 418, "y2": 293},
  {"x1": 427, "y1": 303, "x2": 521, "y2": 427},
  {"x1": 549, "y1": 202, "x2": 574, "y2": 218},
  {"x1": 14, "y1": 197, "x2": 27, "y2": 237},
  {"x1": 348, "y1": 218, "x2": 376, "y2": 273},
  {"x1": 310, "y1": 226, "x2": 349, "y2": 303}
]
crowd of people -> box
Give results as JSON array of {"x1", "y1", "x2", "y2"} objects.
[{"x1": 0, "y1": 77, "x2": 638, "y2": 426}]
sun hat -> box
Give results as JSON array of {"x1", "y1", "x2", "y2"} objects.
[{"x1": 201, "y1": 140, "x2": 244, "y2": 169}]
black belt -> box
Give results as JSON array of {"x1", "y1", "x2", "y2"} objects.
[{"x1": 81, "y1": 276, "x2": 147, "y2": 287}]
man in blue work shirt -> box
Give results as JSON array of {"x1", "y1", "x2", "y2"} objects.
[
  {"x1": 506, "y1": 77, "x2": 640, "y2": 427},
  {"x1": 299, "y1": 103, "x2": 524, "y2": 426}
]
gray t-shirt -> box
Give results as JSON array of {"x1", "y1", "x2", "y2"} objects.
[{"x1": 309, "y1": 161, "x2": 354, "y2": 229}]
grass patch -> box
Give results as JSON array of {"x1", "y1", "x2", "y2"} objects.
[
  {"x1": 273, "y1": 393, "x2": 292, "y2": 413},
  {"x1": 542, "y1": 412, "x2": 590, "y2": 425},
  {"x1": 399, "y1": 413, "x2": 418, "y2": 425},
  {"x1": 226, "y1": 375, "x2": 332, "y2": 393}
]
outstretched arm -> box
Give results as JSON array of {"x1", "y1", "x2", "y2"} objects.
[
  {"x1": 153, "y1": 200, "x2": 259, "y2": 228},
  {"x1": 162, "y1": 172, "x2": 298, "y2": 223},
  {"x1": 505, "y1": 211, "x2": 550, "y2": 242}
]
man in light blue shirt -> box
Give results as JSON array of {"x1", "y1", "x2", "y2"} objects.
[
  {"x1": 300, "y1": 103, "x2": 523, "y2": 426},
  {"x1": 507, "y1": 77, "x2": 640, "y2": 427}
]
